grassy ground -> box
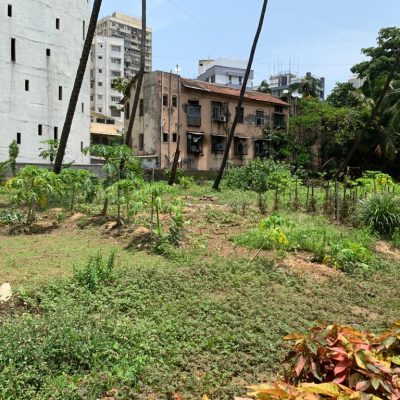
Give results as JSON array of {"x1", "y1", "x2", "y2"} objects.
[{"x1": 0, "y1": 183, "x2": 399, "y2": 399}]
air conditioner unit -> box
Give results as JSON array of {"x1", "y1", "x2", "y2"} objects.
[
  {"x1": 216, "y1": 115, "x2": 227, "y2": 123},
  {"x1": 214, "y1": 143, "x2": 225, "y2": 151}
]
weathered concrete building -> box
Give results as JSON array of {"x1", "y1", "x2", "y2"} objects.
[
  {"x1": 123, "y1": 71, "x2": 289, "y2": 171},
  {"x1": 0, "y1": 0, "x2": 91, "y2": 163}
]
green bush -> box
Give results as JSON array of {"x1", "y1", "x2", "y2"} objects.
[
  {"x1": 357, "y1": 193, "x2": 400, "y2": 238},
  {"x1": 73, "y1": 252, "x2": 116, "y2": 292}
]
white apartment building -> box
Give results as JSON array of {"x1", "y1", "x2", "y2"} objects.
[
  {"x1": 90, "y1": 36, "x2": 125, "y2": 127},
  {"x1": 0, "y1": 0, "x2": 91, "y2": 164},
  {"x1": 96, "y1": 12, "x2": 152, "y2": 78},
  {"x1": 197, "y1": 58, "x2": 254, "y2": 89}
]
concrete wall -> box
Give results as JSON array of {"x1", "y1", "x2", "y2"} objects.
[{"x1": 0, "y1": 0, "x2": 91, "y2": 164}]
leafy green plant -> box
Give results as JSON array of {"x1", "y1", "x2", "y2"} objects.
[
  {"x1": 8, "y1": 140, "x2": 19, "y2": 177},
  {"x1": 6, "y1": 166, "x2": 62, "y2": 225},
  {"x1": 357, "y1": 193, "x2": 400, "y2": 238},
  {"x1": 39, "y1": 139, "x2": 59, "y2": 165},
  {"x1": 73, "y1": 252, "x2": 116, "y2": 292},
  {"x1": 0, "y1": 209, "x2": 24, "y2": 226}
]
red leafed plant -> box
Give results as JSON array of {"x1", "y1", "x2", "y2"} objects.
[{"x1": 281, "y1": 321, "x2": 400, "y2": 399}]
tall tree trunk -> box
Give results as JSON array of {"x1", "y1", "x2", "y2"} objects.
[
  {"x1": 125, "y1": 0, "x2": 147, "y2": 148},
  {"x1": 213, "y1": 0, "x2": 269, "y2": 190},
  {"x1": 168, "y1": 134, "x2": 181, "y2": 185},
  {"x1": 336, "y1": 47, "x2": 400, "y2": 177},
  {"x1": 53, "y1": 0, "x2": 103, "y2": 174}
]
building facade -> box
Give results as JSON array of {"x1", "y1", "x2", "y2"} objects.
[
  {"x1": 123, "y1": 71, "x2": 288, "y2": 171},
  {"x1": 0, "y1": 0, "x2": 91, "y2": 164},
  {"x1": 95, "y1": 12, "x2": 152, "y2": 79},
  {"x1": 90, "y1": 36, "x2": 125, "y2": 127},
  {"x1": 269, "y1": 71, "x2": 326, "y2": 100},
  {"x1": 197, "y1": 58, "x2": 254, "y2": 89}
]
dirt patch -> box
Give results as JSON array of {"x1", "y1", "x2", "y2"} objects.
[
  {"x1": 351, "y1": 306, "x2": 380, "y2": 322},
  {"x1": 374, "y1": 241, "x2": 400, "y2": 262},
  {"x1": 125, "y1": 227, "x2": 155, "y2": 251},
  {"x1": 8, "y1": 221, "x2": 59, "y2": 235},
  {"x1": 277, "y1": 252, "x2": 342, "y2": 281}
]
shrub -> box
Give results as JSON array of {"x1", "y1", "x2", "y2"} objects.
[
  {"x1": 0, "y1": 209, "x2": 24, "y2": 226},
  {"x1": 357, "y1": 193, "x2": 400, "y2": 238},
  {"x1": 73, "y1": 252, "x2": 116, "y2": 292}
]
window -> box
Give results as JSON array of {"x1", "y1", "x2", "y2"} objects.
[
  {"x1": 234, "y1": 137, "x2": 248, "y2": 156},
  {"x1": 8, "y1": 4, "x2": 12, "y2": 17},
  {"x1": 46, "y1": 48, "x2": 51, "y2": 56},
  {"x1": 256, "y1": 110, "x2": 265, "y2": 126},
  {"x1": 111, "y1": 58, "x2": 121, "y2": 64},
  {"x1": 273, "y1": 113, "x2": 285, "y2": 129},
  {"x1": 236, "y1": 107, "x2": 244, "y2": 124},
  {"x1": 82, "y1": 20, "x2": 85, "y2": 40},
  {"x1": 56, "y1": 18, "x2": 60, "y2": 29},
  {"x1": 211, "y1": 135, "x2": 226, "y2": 154},
  {"x1": 212, "y1": 102, "x2": 227, "y2": 122},
  {"x1": 98, "y1": 55, "x2": 103, "y2": 60},
  {"x1": 16, "y1": 132, "x2": 21, "y2": 144},
  {"x1": 172, "y1": 133, "x2": 177, "y2": 143},
  {"x1": 163, "y1": 94, "x2": 168, "y2": 106},
  {"x1": 97, "y1": 94, "x2": 103, "y2": 100},
  {"x1": 139, "y1": 99, "x2": 144, "y2": 116},
  {"x1": 81, "y1": 102, "x2": 84, "y2": 113},
  {"x1": 58, "y1": 86, "x2": 62, "y2": 100},
  {"x1": 111, "y1": 70, "x2": 121, "y2": 77},
  {"x1": 239, "y1": 76, "x2": 243, "y2": 84},
  {"x1": 98, "y1": 82, "x2": 102, "y2": 87},
  {"x1": 229, "y1": 75, "x2": 233, "y2": 83},
  {"x1": 274, "y1": 105, "x2": 284, "y2": 113},
  {"x1": 187, "y1": 100, "x2": 201, "y2": 127},
  {"x1": 163, "y1": 133, "x2": 169, "y2": 143},
  {"x1": 125, "y1": 103, "x2": 130, "y2": 120},
  {"x1": 111, "y1": 45, "x2": 121, "y2": 52},
  {"x1": 187, "y1": 133, "x2": 203, "y2": 154},
  {"x1": 98, "y1": 108, "x2": 102, "y2": 113},
  {"x1": 98, "y1": 69, "x2": 103, "y2": 73},
  {"x1": 254, "y1": 139, "x2": 268, "y2": 158},
  {"x1": 81, "y1": 142, "x2": 84, "y2": 152},
  {"x1": 172, "y1": 95, "x2": 177, "y2": 108},
  {"x1": 25, "y1": 80, "x2": 29, "y2": 91},
  {"x1": 111, "y1": 96, "x2": 120, "y2": 102},
  {"x1": 211, "y1": 75, "x2": 215, "y2": 83},
  {"x1": 38, "y1": 124, "x2": 42, "y2": 136},
  {"x1": 111, "y1": 108, "x2": 121, "y2": 117},
  {"x1": 54, "y1": 127, "x2": 58, "y2": 140},
  {"x1": 11, "y1": 38, "x2": 16, "y2": 61},
  {"x1": 139, "y1": 134, "x2": 144, "y2": 151}
]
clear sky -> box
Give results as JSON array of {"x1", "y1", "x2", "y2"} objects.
[{"x1": 99, "y1": 0, "x2": 400, "y2": 94}]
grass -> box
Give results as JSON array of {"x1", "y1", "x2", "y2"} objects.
[{"x1": 0, "y1": 183, "x2": 399, "y2": 399}]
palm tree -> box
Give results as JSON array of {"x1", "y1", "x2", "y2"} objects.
[
  {"x1": 289, "y1": 72, "x2": 322, "y2": 98},
  {"x1": 257, "y1": 79, "x2": 272, "y2": 94},
  {"x1": 53, "y1": 0, "x2": 103, "y2": 174},
  {"x1": 213, "y1": 0, "x2": 270, "y2": 190},
  {"x1": 125, "y1": 0, "x2": 147, "y2": 148}
]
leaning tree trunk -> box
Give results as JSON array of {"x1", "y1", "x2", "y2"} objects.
[
  {"x1": 53, "y1": 0, "x2": 103, "y2": 174},
  {"x1": 168, "y1": 135, "x2": 181, "y2": 186},
  {"x1": 125, "y1": 0, "x2": 147, "y2": 148},
  {"x1": 336, "y1": 46, "x2": 400, "y2": 177},
  {"x1": 213, "y1": 0, "x2": 269, "y2": 190}
]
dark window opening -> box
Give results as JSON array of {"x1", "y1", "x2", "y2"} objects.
[
  {"x1": 273, "y1": 113, "x2": 285, "y2": 129},
  {"x1": 187, "y1": 100, "x2": 201, "y2": 127},
  {"x1": 162, "y1": 94, "x2": 168, "y2": 106},
  {"x1": 54, "y1": 127, "x2": 58, "y2": 140},
  {"x1": 211, "y1": 135, "x2": 226, "y2": 154},
  {"x1": 274, "y1": 105, "x2": 284, "y2": 113},
  {"x1": 80, "y1": 141, "x2": 84, "y2": 152},
  {"x1": 163, "y1": 133, "x2": 169, "y2": 142},
  {"x1": 254, "y1": 140, "x2": 268, "y2": 158},
  {"x1": 212, "y1": 101, "x2": 228, "y2": 122},
  {"x1": 256, "y1": 110, "x2": 265, "y2": 126},
  {"x1": 234, "y1": 137, "x2": 248, "y2": 156},
  {"x1": 8, "y1": 4, "x2": 12, "y2": 17},
  {"x1": 58, "y1": 86, "x2": 62, "y2": 100},
  {"x1": 139, "y1": 134, "x2": 144, "y2": 151},
  {"x1": 11, "y1": 38, "x2": 16, "y2": 61},
  {"x1": 81, "y1": 102, "x2": 84, "y2": 113},
  {"x1": 187, "y1": 133, "x2": 203, "y2": 154},
  {"x1": 172, "y1": 95, "x2": 177, "y2": 107},
  {"x1": 83, "y1": 20, "x2": 86, "y2": 40},
  {"x1": 25, "y1": 80, "x2": 29, "y2": 91},
  {"x1": 236, "y1": 107, "x2": 244, "y2": 124},
  {"x1": 172, "y1": 133, "x2": 177, "y2": 142},
  {"x1": 16, "y1": 132, "x2": 21, "y2": 144},
  {"x1": 38, "y1": 124, "x2": 42, "y2": 136},
  {"x1": 56, "y1": 18, "x2": 60, "y2": 29},
  {"x1": 139, "y1": 99, "x2": 144, "y2": 116},
  {"x1": 46, "y1": 48, "x2": 51, "y2": 56}
]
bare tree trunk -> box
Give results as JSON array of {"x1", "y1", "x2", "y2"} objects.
[
  {"x1": 53, "y1": 0, "x2": 103, "y2": 174},
  {"x1": 125, "y1": 0, "x2": 147, "y2": 148},
  {"x1": 336, "y1": 47, "x2": 400, "y2": 177},
  {"x1": 168, "y1": 135, "x2": 181, "y2": 186},
  {"x1": 213, "y1": 0, "x2": 269, "y2": 190}
]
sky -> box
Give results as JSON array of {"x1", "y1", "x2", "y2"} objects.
[{"x1": 99, "y1": 0, "x2": 400, "y2": 95}]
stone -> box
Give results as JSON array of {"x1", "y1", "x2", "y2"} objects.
[{"x1": 0, "y1": 283, "x2": 12, "y2": 303}]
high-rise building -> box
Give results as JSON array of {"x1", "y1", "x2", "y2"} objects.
[
  {"x1": 95, "y1": 12, "x2": 152, "y2": 78},
  {"x1": 90, "y1": 36, "x2": 125, "y2": 126},
  {"x1": 0, "y1": 0, "x2": 91, "y2": 164},
  {"x1": 197, "y1": 58, "x2": 254, "y2": 89}
]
